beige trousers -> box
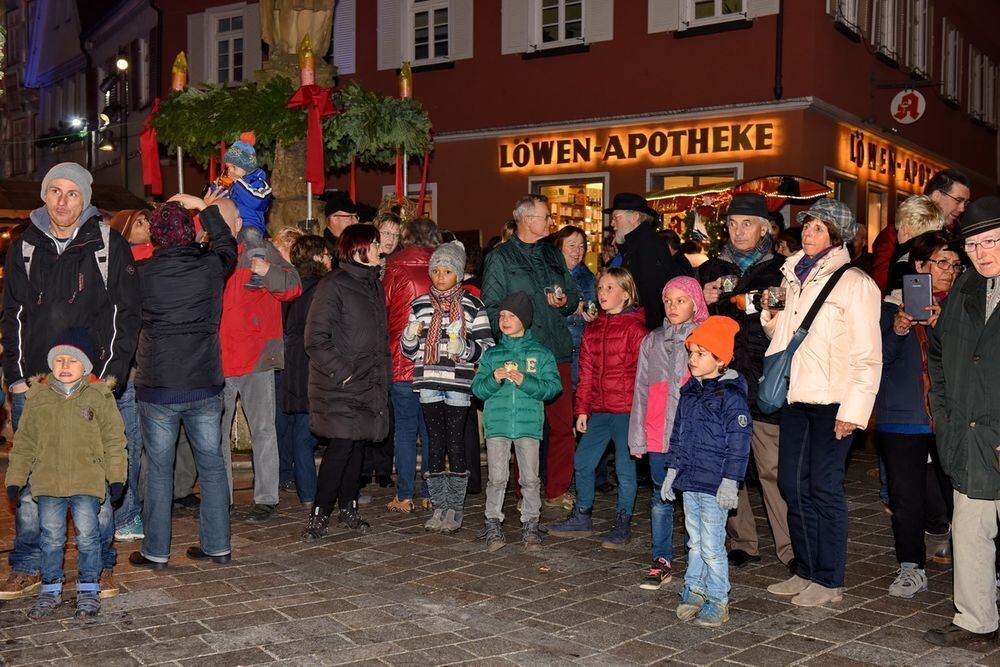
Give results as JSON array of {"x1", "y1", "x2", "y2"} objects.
[
  {"x1": 952, "y1": 490, "x2": 1000, "y2": 634},
  {"x1": 726, "y1": 421, "x2": 794, "y2": 564}
]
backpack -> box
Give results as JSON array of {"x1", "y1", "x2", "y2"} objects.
[{"x1": 22, "y1": 220, "x2": 112, "y2": 288}]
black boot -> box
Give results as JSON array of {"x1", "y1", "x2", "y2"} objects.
[
  {"x1": 338, "y1": 501, "x2": 371, "y2": 534},
  {"x1": 302, "y1": 505, "x2": 331, "y2": 542}
]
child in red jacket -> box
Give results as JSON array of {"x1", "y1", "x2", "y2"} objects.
[{"x1": 549, "y1": 267, "x2": 647, "y2": 548}]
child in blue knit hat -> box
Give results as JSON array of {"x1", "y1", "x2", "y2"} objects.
[{"x1": 211, "y1": 133, "x2": 273, "y2": 289}]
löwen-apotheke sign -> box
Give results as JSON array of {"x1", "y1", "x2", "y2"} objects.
[{"x1": 498, "y1": 120, "x2": 780, "y2": 172}]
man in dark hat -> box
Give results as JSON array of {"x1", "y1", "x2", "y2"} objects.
[
  {"x1": 925, "y1": 195, "x2": 1000, "y2": 649},
  {"x1": 698, "y1": 192, "x2": 792, "y2": 572},
  {"x1": 606, "y1": 192, "x2": 691, "y2": 330},
  {"x1": 321, "y1": 191, "x2": 359, "y2": 255}
]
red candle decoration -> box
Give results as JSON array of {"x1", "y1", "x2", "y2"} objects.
[
  {"x1": 287, "y1": 35, "x2": 335, "y2": 194},
  {"x1": 171, "y1": 52, "x2": 188, "y2": 92}
]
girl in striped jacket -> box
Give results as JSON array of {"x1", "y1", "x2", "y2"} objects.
[{"x1": 401, "y1": 242, "x2": 494, "y2": 532}]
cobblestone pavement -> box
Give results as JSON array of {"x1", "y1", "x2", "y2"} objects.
[{"x1": 0, "y1": 438, "x2": 998, "y2": 666}]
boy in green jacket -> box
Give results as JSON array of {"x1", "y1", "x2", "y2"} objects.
[
  {"x1": 6, "y1": 328, "x2": 126, "y2": 621},
  {"x1": 472, "y1": 292, "x2": 561, "y2": 552}
]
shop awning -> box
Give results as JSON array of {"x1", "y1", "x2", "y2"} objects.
[{"x1": 646, "y1": 175, "x2": 832, "y2": 216}]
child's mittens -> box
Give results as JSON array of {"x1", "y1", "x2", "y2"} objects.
[
  {"x1": 403, "y1": 320, "x2": 422, "y2": 342},
  {"x1": 109, "y1": 483, "x2": 125, "y2": 504},
  {"x1": 716, "y1": 478, "x2": 739, "y2": 511},
  {"x1": 660, "y1": 468, "x2": 678, "y2": 502},
  {"x1": 6, "y1": 485, "x2": 20, "y2": 503}
]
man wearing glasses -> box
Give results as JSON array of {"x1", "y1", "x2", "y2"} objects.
[
  {"x1": 925, "y1": 196, "x2": 1000, "y2": 649},
  {"x1": 320, "y1": 191, "x2": 360, "y2": 256}
]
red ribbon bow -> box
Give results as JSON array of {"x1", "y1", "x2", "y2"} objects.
[
  {"x1": 288, "y1": 85, "x2": 335, "y2": 193},
  {"x1": 139, "y1": 98, "x2": 163, "y2": 195}
]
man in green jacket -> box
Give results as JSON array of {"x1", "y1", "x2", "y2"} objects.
[
  {"x1": 481, "y1": 194, "x2": 580, "y2": 510},
  {"x1": 925, "y1": 196, "x2": 1000, "y2": 649}
]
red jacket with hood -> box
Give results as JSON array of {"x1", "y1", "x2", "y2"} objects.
[
  {"x1": 383, "y1": 246, "x2": 433, "y2": 382},
  {"x1": 574, "y1": 306, "x2": 648, "y2": 415}
]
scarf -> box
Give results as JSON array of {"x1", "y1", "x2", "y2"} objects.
[
  {"x1": 718, "y1": 232, "x2": 773, "y2": 274},
  {"x1": 793, "y1": 246, "x2": 836, "y2": 284},
  {"x1": 53, "y1": 377, "x2": 85, "y2": 397},
  {"x1": 423, "y1": 283, "x2": 466, "y2": 365}
]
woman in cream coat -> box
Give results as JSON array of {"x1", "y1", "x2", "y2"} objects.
[{"x1": 760, "y1": 198, "x2": 882, "y2": 608}]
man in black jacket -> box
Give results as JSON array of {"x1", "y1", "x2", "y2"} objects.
[
  {"x1": 0, "y1": 162, "x2": 140, "y2": 600},
  {"x1": 128, "y1": 197, "x2": 238, "y2": 570},
  {"x1": 606, "y1": 193, "x2": 691, "y2": 330}
]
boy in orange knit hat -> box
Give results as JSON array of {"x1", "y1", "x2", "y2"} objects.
[{"x1": 660, "y1": 315, "x2": 751, "y2": 627}]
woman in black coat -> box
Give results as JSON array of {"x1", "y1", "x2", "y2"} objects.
[
  {"x1": 280, "y1": 235, "x2": 331, "y2": 509},
  {"x1": 303, "y1": 224, "x2": 390, "y2": 539}
]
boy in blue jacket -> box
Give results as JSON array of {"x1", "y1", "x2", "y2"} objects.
[
  {"x1": 660, "y1": 315, "x2": 751, "y2": 627},
  {"x1": 212, "y1": 137, "x2": 272, "y2": 289}
]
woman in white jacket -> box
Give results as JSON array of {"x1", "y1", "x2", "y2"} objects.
[{"x1": 760, "y1": 198, "x2": 882, "y2": 607}]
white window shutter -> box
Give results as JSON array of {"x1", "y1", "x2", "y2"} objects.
[
  {"x1": 187, "y1": 12, "x2": 207, "y2": 84},
  {"x1": 450, "y1": 0, "x2": 474, "y2": 61},
  {"x1": 244, "y1": 4, "x2": 262, "y2": 77},
  {"x1": 501, "y1": 0, "x2": 530, "y2": 55},
  {"x1": 333, "y1": 0, "x2": 357, "y2": 74},
  {"x1": 747, "y1": 0, "x2": 780, "y2": 18},
  {"x1": 648, "y1": 0, "x2": 681, "y2": 33},
  {"x1": 584, "y1": 0, "x2": 614, "y2": 43},
  {"x1": 377, "y1": 0, "x2": 403, "y2": 71}
]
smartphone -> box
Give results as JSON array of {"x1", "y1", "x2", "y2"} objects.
[{"x1": 902, "y1": 273, "x2": 933, "y2": 321}]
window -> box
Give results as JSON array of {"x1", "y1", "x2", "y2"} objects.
[
  {"x1": 904, "y1": 0, "x2": 931, "y2": 76},
  {"x1": 824, "y1": 168, "x2": 858, "y2": 216},
  {"x1": 969, "y1": 46, "x2": 998, "y2": 129},
  {"x1": 827, "y1": 0, "x2": 862, "y2": 34},
  {"x1": 647, "y1": 165, "x2": 741, "y2": 193},
  {"x1": 409, "y1": 0, "x2": 449, "y2": 62},
  {"x1": 867, "y1": 184, "x2": 888, "y2": 238},
  {"x1": 5, "y1": 8, "x2": 23, "y2": 65},
  {"x1": 530, "y1": 174, "x2": 607, "y2": 272},
  {"x1": 871, "y1": 0, "x2": 897, "y2": 60},
  {"x1": 214, "y1": 13, "x2": 244, "y2": 84},
  {"x1": 683, "y1": 0, "x2": 744, "y2": 27},
  {"x1": 941, "y1": 18, "x2": 962, "y2": 103},
  {"x1": 533, "y1": 0, "x2": 583, "y2": 48}
]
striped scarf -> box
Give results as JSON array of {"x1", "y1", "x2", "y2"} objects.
[{"x1": 424, "y1": 283, "x2": 466, "y2": 365}]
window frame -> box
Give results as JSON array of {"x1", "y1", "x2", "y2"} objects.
[
  {"x1": 827, "y1": 0, "x2": 862, "y2": 35},
  {"x1": 969, "y1": 46, "x2": 998, "y2": 129},
  {"x1": 871, "y1": 0, "x2": 898, "y2": 61},
  {"x1": 210, "y1": 9, "x2": 246, "y2": 85},
  {"x1": 941, "y1": 17, "x2": 963, "y2": 104},
  {"x1": 905, "y1": 0, "x2": 931, "y2": 77},
  {"x1": 408, "y1": 0, "x2": 450, "y2": 65},
  {"x1": 530, "y1": 0, "x2": 586, "y2": 51},
  {"x1": 823, "y1": 167, "x2": 859, "y2": 217},
  {"x1": 645, "y1": 163, "x2": 744, "y2": 193},
  {"x1": 681, "y1": 0, "x2": 747, "y2": 30}
]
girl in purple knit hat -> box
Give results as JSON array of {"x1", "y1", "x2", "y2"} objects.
[{"x1": 628, "y1": 276, "x2": 709, "y2": 590}]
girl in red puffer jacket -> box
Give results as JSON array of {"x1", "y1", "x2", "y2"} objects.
[{"x1": 549, "y1": 267, "x2": 647, "y2": 548}]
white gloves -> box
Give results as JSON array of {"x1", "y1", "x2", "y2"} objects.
[
  {"x1": 716, "y1": 478, "x2": 739, "y2": 511},
  {"x1": 404, "y1": 320, "x2": 421, "y2": 341},
  {"x1": 660, "y1": 468, "x2": 678, "y2": 502}
]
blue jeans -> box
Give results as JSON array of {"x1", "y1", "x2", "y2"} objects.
[
  {"x1": 779, "y1": 402, "x2": 852, "y2": 588},
  {"x1": 392, "y1": 382, "x2": 429, "y2": 500},
  {"x1": 573, "y1": 413, "x2": 636, "y2": 514},
  {"x1": 114, "y1": 382, "x2": 143, "y2": 531},
  {"x1": 282, "y1": 413, "x2": 317, "y2": 502},
  {"x1": 683, "y1": 490, "x2": 730, "y2": 604},
  {"x1": 418, "y1": 389, "x2": 471, "y2": 407},
  {"x1": 139, "y1": 394, "x2": 230, "y2": 562},
  {"x1": 275, "y1": 370, "x2": 294, "y2": 485},
  {"x1": 9, "y1": 392, "x2": 115, "y2": 575},
  {"x1": 649, "y1": 452, "x2": 675, "y2": 563},
  {"x1": 38, "y1": 495, "x2": 102, "y2": 584}
]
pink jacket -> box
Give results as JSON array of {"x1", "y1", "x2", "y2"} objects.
[{"x1": 628, "y1": 320, "x2": 696, "y2": 455}]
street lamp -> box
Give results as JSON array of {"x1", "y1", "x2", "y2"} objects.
[
  {"x1": 115, "y1": 54, "x2": 129, "y2": 72},
  {"x1": 98, "y1": 132, "x2": 117, "y2": 152},
  {"x1": 68, "y1": 117, "x2": 83, "y2": 129}
]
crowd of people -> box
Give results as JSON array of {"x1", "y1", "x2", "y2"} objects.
[{"x1": 0, "y1": 159, "x2": 997, "y2": 646}]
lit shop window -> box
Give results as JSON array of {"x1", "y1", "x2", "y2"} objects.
[
  {"x1": 215, "y1": 13, "x2": 244, "y2": 84},
  {"x1": 411, "y1": 0, "x2": 449, "y2": 62},
  {"x1": 683, "y1": 0, "x2": 745, "y2": 28},
  {"x1": 648, "y1": 166, "x2": 740, "y2": 192},
  {"x1": 867, "y1": 184, "x2": 889, "y2": 234},
  {"x1": 531, "y1": 177, "x2": 605, "y2": 270},
  {"x1": 941, "y1": 18, "x2": 963, "y2": 104}
]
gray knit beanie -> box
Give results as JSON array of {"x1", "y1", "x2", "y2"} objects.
[
  {"x1": 428, "y1": 241, "x2": 466, "y2": 278},
  {"x1": 40, "y1": 162, "x2": 93, "y2": 210}
]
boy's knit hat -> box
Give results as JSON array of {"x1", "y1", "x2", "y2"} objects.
[
  {"x1": 149, "y1": 201, "x2": 195, "y2": 248},
  {"x1": 685, "y1": 315, "x2": 740, "y2": 366},
  {"x1": 225, "y1": 140, "x2": 257, "y2": 173},
  {"x1": 498, "y1": 291, "x2": 533, "y2": 330},
  {"x1": 428, "y1": 241, "x2": 466, "y2": 278},
  {"x1": 48, "y1": 327, "x2": 95, "y2": 376},
  {"x1": 662, "y1": 276, "x2": 709, "y2": 323}
]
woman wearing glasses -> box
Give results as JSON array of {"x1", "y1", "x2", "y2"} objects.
[{"x1": 875, "y1": 230, "x2": 962, "y2": 599}]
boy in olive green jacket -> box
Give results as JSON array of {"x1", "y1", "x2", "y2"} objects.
[
  {"x1": 472, "y1": 292, "x2": 561, "y2": 552},
  {"x1": 6, "y1": 328, "x2": 126, "y2": 621}
]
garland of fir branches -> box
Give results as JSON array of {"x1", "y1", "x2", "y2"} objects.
[{"x1": 151, "y1": 77, "x2": 433, "y2": 168}]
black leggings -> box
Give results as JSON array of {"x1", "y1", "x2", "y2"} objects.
[
  {"x1": 314, "y1": 439, "x2": 366, "y2": 512},
  {"x1": 878, "y1": 431, "x2": 953, "y2": 567},
  {"x1": 422, "y1": 402, "x2": 469, "y2": 474}
]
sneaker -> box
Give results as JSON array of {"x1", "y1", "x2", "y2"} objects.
[
  {"x1": 640, "y1": 558, "x2": 672, "y2": 591},
  {"x1": 245, "y1": 504, "x2": 277, "y2": 523},
  {"x1": 338, "y1": 503, "x2": 371, "y2": 534},
  {"x1": 114, "y1": 516, "x2": 144, "y2": 543},
  {"x1": 693, "y1": 598, "x2": 729, "y2": 627},
  {"x1": 386, "y1": 496, "x2": 414, "y2": 513},
  {"x1": 888, "y1": 564, "x2": 928, "y2": 599},
  {"x1": 924, "y1": 623, "x2": 998, "y2": 648},
  {"x1": 99, "y1": 570, "x2": 119, "y2": 599},
  {"x1": 303, "y1": 506, "x2": 331, "y2": 542},
  {"x1": 522, "y1": 520, "x2": 543, "y2": 551},
  {"x1": 279, "y1": 480, "x2": 297, "y2": 493},
  {"x1": 480, "y1": 518, "x2": 506, "y2": 552},
  {"x1": 27, "y1": 584, "x2": 62, "y2": 620},
  {"x1": 543, "y1": 492, "x2": 575, "y2": 511},
  {"x1": 676, "y1": 586, "x2": 707, "y2": 621},
  {"x1": 548, "y1": 505, "x2": 593, "y2": 537},
  {"x1": 601, "y1": 510, "x2": 632, "y2": 550},
  {"x1": 75, "y1": 583, "x2": 101, "y2": 620},
  {"x1": 0, "y1": 572, "x2": 41, "y2": 600}
]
